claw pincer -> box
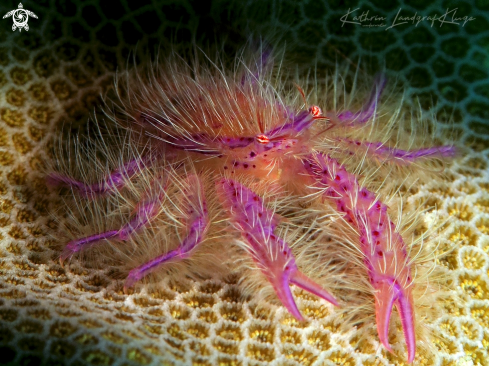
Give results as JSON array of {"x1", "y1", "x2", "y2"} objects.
[
  {"x1": 303, "y1": 153, "x2": 416, "y2": 362},
  {"x1": 375, "y1": 278, "x2": 415, "y2": 363}
]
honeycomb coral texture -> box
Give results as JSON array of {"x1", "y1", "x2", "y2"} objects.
[{"x1": 0, "y1": 0, "x2": 488, "y2": 365}]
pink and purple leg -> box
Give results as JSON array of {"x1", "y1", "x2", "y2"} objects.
[
  {"x1": 124, "y1": 174, "x2": 208, "y2": 291},
  {"x1": 216, "y1": 178, "x2": 338, "y2": 321},
  {"x1": 48, "y1": 154, "x2": 155, "y2": 196},
  {"x1": 337, "y1": 137, "x2": 456, "y2": 164},
  {"x1": 60, "y1": 196, "x2": 162, "y2": 265},
  {"x1": 60, "y1": 174, "x2": 209, "y2": 293},
  {"x1": 303, "y1": 152, "x2": 415, "y2": 362}
]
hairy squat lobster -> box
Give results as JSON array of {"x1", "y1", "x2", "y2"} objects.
[{"x1": 49, "y1": 51, "x2": 455, "y2": 363}]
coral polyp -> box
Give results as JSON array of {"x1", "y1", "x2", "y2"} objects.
[{"x1": 48, "y1": 47, "x2": 455, "y2": 363}]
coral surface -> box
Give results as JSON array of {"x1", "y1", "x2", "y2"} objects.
[{"x1": 0, "y1": 1, "x2": 487, "y2": 365}]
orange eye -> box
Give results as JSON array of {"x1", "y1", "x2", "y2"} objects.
[
  {"x1": 309, "y1": 105, "x2": 322, "y2": 117},
  {"x1": 256, "y1": 134, "x2": 270, "y2": 144}
]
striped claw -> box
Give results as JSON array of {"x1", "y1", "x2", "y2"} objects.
[
  {"x1": 248, "y1": 237, "x2": 339, "y2": 321},
  {"x1": 375, "y1": 280, "x2": 416, "y2": 363},
  {"x1": 303, "y1": 153, "x2": 416, "y2": 362},
  {"x1": 217, "y1": 178, "x2": 338, "y2": 320}
]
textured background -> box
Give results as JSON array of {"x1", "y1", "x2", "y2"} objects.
[{"x1": 0, "y1": 0, "x2": 488, "y2": 365}]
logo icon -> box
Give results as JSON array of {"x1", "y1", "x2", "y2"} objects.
[{"x1": 3, "y1": 3, "x2": 38, "y2": 32}]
